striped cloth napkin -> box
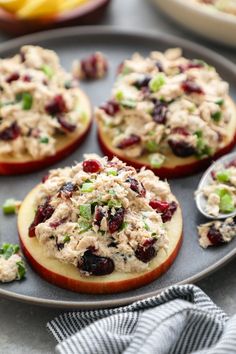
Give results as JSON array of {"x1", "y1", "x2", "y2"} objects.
[{"x1": 47, "y1": 284, "x2": 236, "y2": 354}]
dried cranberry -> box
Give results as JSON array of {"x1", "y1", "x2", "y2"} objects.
[
  {"x1": 126, "y1": 177, "x2": 146, "y2": 197},
  {"x1": 41, "y1": 174, "x2": 49, "y2": 183},
  {"x1": 82, "y1": 159, "x2": 102, "y2": 173},
  {"x1": 179, "y1": 61, "x2": 204, "y2": 73},
  {"x1": 161, "y1": 201, "x2": 178, "y2": 223},
  {"x1": 207, "y1": 226, "x2": 224, "y2": 246},
  {"x1": 108, "y1": 207, "x2": 125, "y2": 233},
  {"x1": 22, "y1": 74, "x2": 31, "y2": 82},
  {"x1": 45, "y1": 94, "x2": 67, "y2": 116},
  {"x1": 135, "y1": 238, "x2": 156, "y2": 263},
  {"x1": 49, "y1": 218, "x2": 67, "y2": 229},
  {"x1": 57, "y1": 116, "x2": 76, "y2": 132},
  {"x1": 94, "y1": 207, "x2": 105, "y2": 226},
  {"x1": 168, "y1": 139, "x2": 196, "y2": 157},
  {"x1": 100, "y1": 100, "x2": 120, "y2": 116},
  {"x1": 117, "y1": 134, "x2": 141, "y2": 149},
  {"x1": 152, "y1": 101, "x2": 167, "y2": 124},
  {"x1": 149, "y1": 199, "x2": 169, "y2": 213},
  {"x1": 59, "y1": 182, "x2": 77, "y2": 198},
  {"x1": 0, "y1": 122, "x2": 20, "y2": 141},
  {"x1": 80, "y1": 250, "x2": 114, "y2": 275},
  {"x1": 134, "y1": 76, "x2": 151, "y2": 89},
  {"x1": 29, "y1": 198, "x2": 54, "y2": 237},
  {"x1": 181, "y1": 80, "x2": 204, "y2": 95},
  {"x1": 171, "y1": 127, "x2": 189, "y2": 136},
  {"x1": 6, "y1": 72, "x2": 20, "y2": 83},
  {"x1": 80, "y1": 53, "x2": 108, "y2": 80}
]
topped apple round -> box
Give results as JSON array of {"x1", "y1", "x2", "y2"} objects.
[
  {"x1": 18, "y1": 154, "x2": 182, "y2": 294},
  {"x1": 96, "y1": 48, "x2": 236, "y2": 178},
  {"x1": 0, "y1": 45, "x2": 92, "y2": 175}
]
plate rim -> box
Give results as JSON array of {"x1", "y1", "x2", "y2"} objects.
[{"x1": 0, "y1": 25, "x2": 236, "y2": 309}]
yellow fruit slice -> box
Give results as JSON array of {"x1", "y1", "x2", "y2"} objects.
[
  {"x1": 58, "y1": 0, "x2": 88, "y2": 12},
  {"x1": 17, "y1": 0, "x2": 61, "y2": 19},
  {"x1": 0, "y1": 0, "x2": 26, "y2": 12}
]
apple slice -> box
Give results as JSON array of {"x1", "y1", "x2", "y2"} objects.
[
  {"x1": 0, "y1": 89, "x2": 92, "y2": 175},
  {"x1": 97, "y1": 96, "x2": 236, "y2": 179},
  {"x1": 18, "y1": 185, "x2": 183, "y2": 294}
]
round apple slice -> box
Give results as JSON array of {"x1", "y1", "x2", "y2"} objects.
[
  {"x1": 18, "y1": 186, "x2": 183, "y2": 295},
  {"x1": 0, "y1": 89, "x2": 92, "y2": 175},
  {"x1": 97, "y1": 96, "x2": 236, "y2": 179}
]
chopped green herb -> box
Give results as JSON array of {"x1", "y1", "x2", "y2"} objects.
[
  {"x1": 144, "y1": 222, "x2": 150, "y2": 231},
  {"x1": 215, "y1": 98, "x2": 224, "y2": 106},
  {"x1": 63, "y1": 235, "x2": 71, "y2": 243},
  {"x1": 149, "y1": 73, "x2": 166, "y2": 92},
  {"x1": 0, "y1": 243, "x2": 20, "y2": 260},
  {"x1": 78, "y1": 220, "x2": 92, "y2": 234},
  {"x1": 149, "y1": 153, "x2": 165, "y2": 168},
  {"x1": 211, "y1": 111, "x2": 222, "y2": 122},
  {"x1": 121, "y1": 221, "x2": 128, "y2": 230},
  {"x1": 2, "y1": 198, "x2": 18, "y2": 214},
  {"x1": 40, "y1": 64, "x2": 54, "y2": 79},
  {"x1": 115, "y1": 90, "x2": 124, "y2": 102},
  {"x1": 145, "y1": 140, "x2": 158, "y2": 153},
  {"x1": 81, "y1": 182, "x2": 94, "y2": 193},
  {"x1": 16, "y1": 261, "x2": 26, "y2": 280},
  {"x1": 16, "y1": 92, "x2": 33, "y2": 110},
  {"x1": 79, "y1": 204, "x2": 92, "y2": 220},
  {"x1": 216, "y1": 170, "x2": 231, "y2": 183},
  {"x1": 194, "y1": 132, "x2": 212, "y2": 158},
  {"x1": 40, "y1": 136, "x2": 49, "y2": 144},
  {"x1": 108, "y1": 199, "x2": 122, "y2": 208}
]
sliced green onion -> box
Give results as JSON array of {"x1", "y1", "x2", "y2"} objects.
[
  {"x1": 40, "y1": 137, "x2": 49, "y2": 144},
  {"x1": 0, "y1": 243, "x2": 20, "y2": 260},
  {"x1": 211, "y1": 111, "x2": 222, "y2": 122},
  {"x1": 81, "y1": 182, "x2": 94, "y2": 193},
  {"x1": 216, "y1": 170, "x2": 231, "y2": 183},
  {"x1": 79, "y1": 204, "x2": 92, "y2": 220},
  {"x1": 2, "y1": 198, "x2": 18, "y2": 214},
  {"x1": 149, "y1": 153, "x2": 165, "y2": 168},
  {"x1": 16, "y1": 261, "x2": 26, "y2": 280},
  {"x1": 149, "y1": 73, "x2": 166, "y2": 92},
  {"x1": 145, "y1": 140, "x2": 158, "y2": 153},
  {"x1": 17, "y1": 92, "x2": 33, "y2": 110},
  {"x1": 40, "y1": 64, "x2": 54, "y2": 79},
  {"x1": 121, "y1": 221, "x2": 128, "y2": 230}
]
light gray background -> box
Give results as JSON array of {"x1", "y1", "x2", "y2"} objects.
[{"x1": 0, "y1": 0, "x2": 236, "y2": 353}]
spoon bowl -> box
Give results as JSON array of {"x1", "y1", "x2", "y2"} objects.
[{"x1": 195, "y1": 151, "x2": 236, "y2": 220}]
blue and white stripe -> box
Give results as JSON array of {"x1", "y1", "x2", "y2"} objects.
[{"x1": 47, "y1": 284, "x2": 236, "y2": 354}]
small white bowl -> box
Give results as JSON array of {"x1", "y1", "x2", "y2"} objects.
[{"x1": 151, "y1": 0, "x2": 236, "y2": 47}]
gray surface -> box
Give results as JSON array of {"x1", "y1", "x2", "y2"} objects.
[{"x1": 0, "y1": 0, "x2": 236, "y2": 353}]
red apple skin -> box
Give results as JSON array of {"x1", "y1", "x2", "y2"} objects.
[
  {"x1": 97, "y1": 130, "x2": 236, "y2": 179},
  {"x1": 0, "y1": 120, "x2": 92, "y2": 176},
  {"x1": 19, "y1": 232, "x2": 182, "y2": 294},
  {"x1": 18, "y1": 184, "x2": 183, "y2": 294}
]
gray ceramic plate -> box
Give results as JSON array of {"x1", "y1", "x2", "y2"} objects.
[{"x1": 0, "y1": 27, "x2": 236, "y2": 309}]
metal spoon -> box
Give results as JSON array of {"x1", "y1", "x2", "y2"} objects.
[{"x1": 195, "y1": 151, "x2": 236, "y2": 220}]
